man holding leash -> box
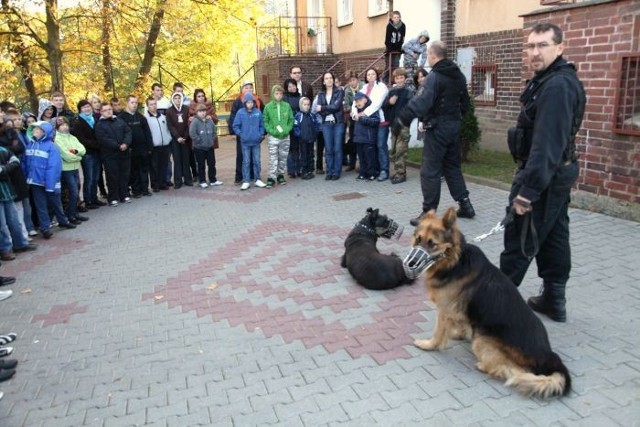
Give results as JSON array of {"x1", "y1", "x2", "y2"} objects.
[
  {"x1": 392, "y1": 40, "x2": 476, "y2": 226},
  {"x1": 500, "y1": 23, "x2": 586, "y2": 323}
]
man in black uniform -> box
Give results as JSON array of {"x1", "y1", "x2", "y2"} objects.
[
  {"x1": 500, "y1": 23, "x2": 586, "y2": 323},
  {"x1": 393, "y1": 41, "x2": 476, "y2": 226}
]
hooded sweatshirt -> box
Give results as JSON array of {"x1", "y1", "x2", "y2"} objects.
[
  {"x1": 165, "y1": 92, "x2": 190, "y2": 141},
  {"x1": 263, "y1": 85, "x2": 294, "y2": 139},
  {"x1": 37, "y1": 99, "x2": 58, "y2": 122},
  {"x1": 385, "y1": 19, "x2": 406, "y2": 53},
  {"x1": 54, "y1": 131, "x2": 86, "y2": 171},
  {"x1": 232, "y1": 94, "x2": 264, "y2": 146},
  {"x1": 23, "y1": 121, "x2": 63, "y2": 192},
  {"x1": 189, "y1": 113, "x2": 216, "y2": 150},
  {"x1": 402, "y1": 31, "x2": 430, "y2": 68}
]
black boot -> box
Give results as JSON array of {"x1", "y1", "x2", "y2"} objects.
[
  {"x1": 528, "y1": 282, "x2": 567, "y2": 322},
  {"x1": 457, "y1": 198, "x2": 475, "y2": 219}
]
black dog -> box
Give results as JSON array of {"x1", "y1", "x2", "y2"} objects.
[{"x1": 341, "y1": 208, "x2": 414, "y2": 290}]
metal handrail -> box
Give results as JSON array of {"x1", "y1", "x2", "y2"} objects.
[
  {"x1": 311, "y1": 58, "x2": 344, "y2": 86},
  {"x1": 215, "y1": 66, "x2": 255, "y2": 103}
]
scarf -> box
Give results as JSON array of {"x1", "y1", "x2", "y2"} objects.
[{"x1": 79, "y1": 112, "x2": 95, "y2": 128}]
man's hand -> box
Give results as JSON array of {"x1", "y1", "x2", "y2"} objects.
[
  {"x1": 388, "y1": 95, "x2": 398, "y2": 105},
  {"x1": 512, "y1": 195, "x2": 532, "y2": 215},
  {"x1": 119, "y1": 143, "x2": 127, "y2": 151}
]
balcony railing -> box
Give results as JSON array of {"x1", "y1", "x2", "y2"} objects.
[{"x1": 256, "y1": 16, "x2": 332, "y2": 59}]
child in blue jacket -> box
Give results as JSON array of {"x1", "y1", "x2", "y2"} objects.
[
  {"x1": 232, "y1": 94, "x2": 267, "y2": 190},
  {"x1": 23, "y1": 121, "x2": 75, "y2": 238},
  {"x1": 352, "y1": 93, "x2": 381, "y2": 180},
  {"x1": 293, "y1": 97, "x2": 322, "y2": 180}
]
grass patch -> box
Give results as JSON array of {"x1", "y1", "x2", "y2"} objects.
[{"x1": 407, "y1": 147, "x2": 516, "y2": 185}]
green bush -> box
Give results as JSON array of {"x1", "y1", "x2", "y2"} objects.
[{"x1": 460, "y1": 97, "x2": 481, "y2": 162}]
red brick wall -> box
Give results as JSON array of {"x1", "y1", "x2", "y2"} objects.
[
  {"x1": 455, "y1": 29, "x2": 524, "y2": 151},
  {"x1": 524, "y1": 0, "x2": 640, "y2": 204}
]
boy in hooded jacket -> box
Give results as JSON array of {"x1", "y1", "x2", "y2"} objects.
[
  {"x1": 54, "y1": 117, "x2": 87, "y2": 224},
  {"x1": 232, "y1": 94, "x2": 267, "y2": 190},
  {"x1": 352, "y1": 93, "x2": 381, "y2": 180},
  {"x1": 23, "y1": 121, "x2": 76, "y2": 238},
  {"x1": 262, "y1": 84, "x2": 294, "y2": 188},
  {"x1": 165, "y1": 92, "x2": 193, "y2": 188},
  {"x1": 293, "y1": 97, "x2": 322, "y2": 180},
  {"x1": 189, "y1": 104, "x2": 222, "y2": 187}
]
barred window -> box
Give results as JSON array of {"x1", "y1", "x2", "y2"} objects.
[
  {"x1": 613, "y1": 53, "x2": 640, "y2": 136},
  {"x1": 471, "y1": 64, "x2": 497, "y2": 106}
]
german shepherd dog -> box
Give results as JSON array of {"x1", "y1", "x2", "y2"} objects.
[
  {"x1": 411, "y1": 208, "x2": 571, "y2": 398},
  {"x1": 341, "y1": 208, "x2": 414, "y2": 290}
]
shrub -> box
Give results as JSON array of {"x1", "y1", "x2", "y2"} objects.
[{"x1": 460, "y1": 97, "x2": 481, "y2": 162}]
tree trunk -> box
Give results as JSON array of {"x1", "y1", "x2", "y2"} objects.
[
  {"x1": 133, "y1": 0, "x2": 167, "y2": 94},
  {"x1": 101, "y1": 0, "x2": 115, "y2": 95},
  {"x1": 1, "y1": 0, "x2": 38, "y2": 112},
  {"x1": 44, "y1": 0, "x2": 64, "y2": 93}
]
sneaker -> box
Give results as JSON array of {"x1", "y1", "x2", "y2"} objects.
[
  {"x1": 391, "y1": 174, "x2": 406, "y2": 185},
  {"x1": 240, "y1": 182, "x2": 250, "y2": 190},
  {"x1": 199, "y1": 182, "x2": 208, "y2": 188},
  {"x1": 0, "y1": 334, "x2": 16, "y2": 345},
  {"x1": 0, "y1": 346, "x2": 12, "y2": 357},
  {"x1": 254, "y1": 179, "x2": 267, "y2": 188},
  {"x1": 302, "y1": 173, "x2": 314, "y2": 180},
  {"x1": 0, "y1": 291, "x2": 12, "y2": 302},
  {"x1": 28, "y1": 230, "x2": 39, "y2": 237},
  {"x1": 0, "y1": 277, "x2": 16, "y2": 287},
  {"x1": 210, "y1": 180, "x2": 224, "y2": 186},
  {"x1": 368, "y1": 176, "x2": 376, "y2": 181},
  {"x1": 14, "y1": 243, "x2": 38, "y2": 253},
  {"x1": 123, "y1": 197, "x2": 131, "y2": 203},
  {"x1": 277, "y1": 175, "x2": 286, "y2": 185},
  {"x1": 51, "y1": 219, "x2": 59, "y2": 227},
  {"x1": 110, "y1": 200, "x2": 119, "y2": 207},
  {"x1": 377, "y1": 171, "x2": 388, "y2": 182},
  {"x1": 266, "y1": 178, "x2": 275, "y2": 188},
  {"x1": 356, "y1": 175, "x2": 364, "y2": 181}
]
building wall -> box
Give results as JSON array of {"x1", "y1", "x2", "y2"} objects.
[
  {"x1": 455, "y1": 0, "x2": 541, "y2": 37},
  {"x1": 455, "y1": 29, "x2": 524, "y2": 151},
  {"x1": 523, "y1": 0, "x2": 639, "y2": 216}
]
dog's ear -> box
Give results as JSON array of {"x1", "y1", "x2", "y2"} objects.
[
  {"x1": 366, "y1": 207, "x2": 374, "y2": 214},
  {"x1": 425, "y1": 209, "x2": 437, "y2": 219},
  {"x1": 442, "y1": 207, "x2": 458, "y2": 230}
]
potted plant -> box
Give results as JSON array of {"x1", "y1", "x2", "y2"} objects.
[{"x1": 307, "y1": 28, "x2": 317, "y2": 37}]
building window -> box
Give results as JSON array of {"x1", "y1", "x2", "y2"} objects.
[
  {"x1": 368, "y1": 0, "x2": 386, "y2": 17},
  {"x1": 471, "y1": 64, "x2": 497, "y2": 106},
  {"x1": 337, "y1": 0, "x2": 353, "y2": 27},
  {"x1": 613, "y1": 53, "x2": 640, "y2": 136}
]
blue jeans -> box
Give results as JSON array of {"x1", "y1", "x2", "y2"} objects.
[
  {"x1": 31, "y1": 185, "x2": 69, "y2": 231},
  {"x1": 81, "y1": 153, "x2": 101, "y2": 204},
  {"x1": 241, "y1": 145, "x2": 262, "y2": 182},
  {"x1": 21, "y1": 197, "x2": 34, "y2": 232},
  {"x1": 377, "y1": 126, "x2": 390, "y2": 176},
  {"x1": 0, "y1": 200, "x2": 29, "y2": 252},
  {"x1": 321, "y1": 122, "x2": 345, "y2": 177},
  {"x1": 62, "y1": 170, "x2": 80, "y2": 219}
]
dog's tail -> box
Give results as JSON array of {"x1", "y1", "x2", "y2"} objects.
[{"x1": 506, "y1": 352, "x2": 571, "y2": 398}]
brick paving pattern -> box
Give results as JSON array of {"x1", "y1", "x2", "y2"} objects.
[{"x1": 0, "y1": 139, "x2": 638, "y2": 426}]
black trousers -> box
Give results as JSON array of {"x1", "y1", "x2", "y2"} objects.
[
  {"x1": 171, "y1": 139, "x2": 192, "y2": 186},
  {"x1": 151, "y1": 145, "x2": 171, "y2": 190},
  {"x1": 194, "y1": 148, "x2": 217, "y2": 183},
  {"x1": 500, "y1": 161, "x2": 579, "y2": 286},
  {"x1": 419, "y1": 121, "x2": 469, "y2": 212},
  {"x1": 130, "y1": 151, "x2": 151, "y2": 195},
  {"x1": 103, "y1": 151, "x2": 131, "y2": 203},
  {"x1": 315, "y1": 132, "x2": 325, "y2": 171}
]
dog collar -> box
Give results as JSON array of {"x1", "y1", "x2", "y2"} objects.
[{"x1": 352, "y1": 222, "x2": 377, "y2": 236}]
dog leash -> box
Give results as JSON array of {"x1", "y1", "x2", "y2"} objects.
[{"x1": 473, "y1": 209, "x2": 539, "y2": 260}]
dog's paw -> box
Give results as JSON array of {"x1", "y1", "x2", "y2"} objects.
[{"x1": 414, "y1": 338, "x2": 439, "y2": 351}]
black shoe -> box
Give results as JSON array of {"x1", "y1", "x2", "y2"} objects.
[
  {"x1": 166, "y1": 182, "x2": 174, "y2": 187},
  {"x1": 132, "y1": 193, "x2": 142, "y2": 199},
  {"x1": 277, "y1": 175, "x2": 286, "y2": 185},
  {"x1": 0, "y1": 359, "x2": 17, "y2": 369},
  {"x1": 42, "y1": 229, "x2": 53, "y2": 239},
  {"x1": 69, "y1": 218, "x2": 82, "y2": 225},
  {"x1": 77, "y1": 204, "x2": 89, "y2": 213},
  {"x1": 266, "y1": 178, "x2": 275, "y2": 188},
  {"x1": 457, "y1": 198, "x2": 476, "y2": 219},
  {"x1": 410, "y1": 212, "x2": 429, "y2": 227},
  {"x1": 76, "y1": 215, "x2": 89, "y2": 222},
  {"x1": 152, "y1": 187, "x2": 160, "y2": 193},
  {"x1": 13, "y1": 243, "x2": 38, "y2": 253},
  {"x1": 87, "y1": 203, "x2": 99, "y2": 210},
  {"x1": 0, "y1": 276, "x2": 16, "y2": 287},
  {"x1": 325, "y1": 175, "x2": 332, "y2": 181},
  {"x1": 331, "y1": 175, "x2": 340, "y2": 181},
  {"x1": 59, "y1": 223, "x2": 77, "y2": 230},
  {"x1": 302, "y1": 173, "x2": 314, "y2": 180},
  {"x1": 142, "y1": 192, "x2": 152, "y2": 197},
  {"x1": 391, "y1": 175, "x2": 406, "y2": 185},
  {"x1": 0, "y1": 369, "x2": 15, "y2": 382},
  {"x1": 95, "y1": 200, "x2": 107, "y2": 207},
  {"x1": 316, "y1": 169, "x2": 325, "y2": 175},
  {"x1": 174, "y1": 184, "x2": 182, "y2": 189},
  {"x1": 527, "y1": 282, "x2": 567, "y2": 322},
  {"x1": 184, "y1": 182, "x2": 193, "y2": 187}
]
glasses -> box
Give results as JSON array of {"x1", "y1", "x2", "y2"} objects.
[
  {"x1": 525, "y1": 42, "x2": 556, "y2": 51},
  {"x1": 291, "y1": 71, "x2": 301, "y2": 74}
]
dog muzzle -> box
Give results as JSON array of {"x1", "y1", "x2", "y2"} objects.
[
  {"x1": 378, "y1": 220, "x2": 404, "y2": 240},
  {"x1": 402, "y1": 246, "x2": 444, "y2": 279}
]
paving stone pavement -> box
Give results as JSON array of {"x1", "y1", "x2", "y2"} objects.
[{"x1": 1, "y1": 138, "x2": 639, "y2": 426}]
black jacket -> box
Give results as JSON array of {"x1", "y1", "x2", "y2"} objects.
[
  {"x1": 95, "y1": 116, "x2": 132, "y2": 156},
  {"x1": 514, "y1": 56, "x2": 586, "y2": 203},
  {"x1": 118, "y1": 110, "x2": 153, "y2": 153},
  {"x1": 71, "y1": 116, "x2": 101, "y2": 155},
  {"x1": 383, "y1": 85, "x2": 414, "y2": 124},
  {"x1": 385, "y1": 20, "x2": 406, "y2": 53},
  {"x1": 398, "y1": 59, "x2": 470, "y2": 125}
]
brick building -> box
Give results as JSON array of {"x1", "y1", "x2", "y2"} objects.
[{"x1": 251, "y1": 0, "x2": 639, "y2": 219}]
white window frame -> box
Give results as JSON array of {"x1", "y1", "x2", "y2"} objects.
[
  {"x1": 368, "y1": 0, "x2": 387, "y2": 17},
  {"x1": 337, "y1": 0, "x2": 353, "y2": 27}
]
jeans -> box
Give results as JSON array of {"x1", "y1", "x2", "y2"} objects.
[
  {"x1": 419, "y1": 121, "x2": 469, "y2": 212},
  {"x1": 21, "y1": 197, "x2": 35, "y2": 232},
  {"x1": 321, "y1": 122, "x2": 345, "y2": 177},
  {"x1": 194, "y1": 148, "x2": 217, "y2": 183},
  {"x1": 30, "y1": 185, "x2": 69, "y2": 231},
  {"x1": 0, "y1": 200, "x2": 29, "y2": 252},
  {"x1": 81, "y1": 153, "x2": 101, "y2": 204},
  {"x1": 61, "y1": 169, "x2": 80, "y2": 219},
  {"x1": 377, "y1": 126, "x2": 390, "y2": 176},
  {"x1": 236, "y1": 136, "x2": 254, "y2": 182},
  {"x1": 241, "y1": 145, "x2": 261, "y2": 182}
]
